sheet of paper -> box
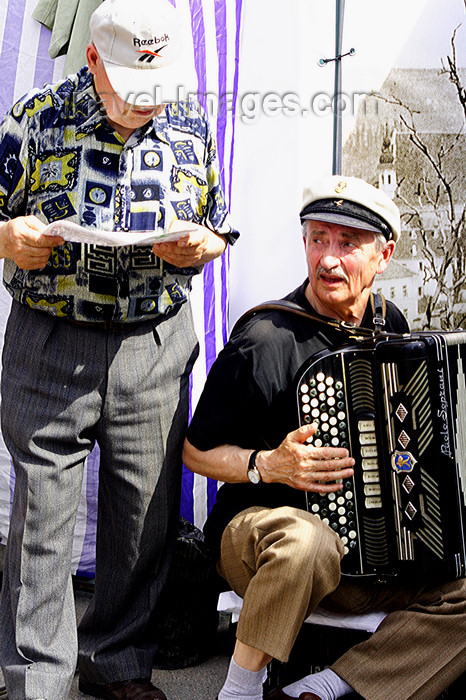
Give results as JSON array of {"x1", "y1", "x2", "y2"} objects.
[{"x1": 43, "y1": 220, "x2": 195, "y2": 247}]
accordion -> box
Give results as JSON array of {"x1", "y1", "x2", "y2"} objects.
[{"x1": 296, "y1": 330, "x2": 466, "y2": 582}]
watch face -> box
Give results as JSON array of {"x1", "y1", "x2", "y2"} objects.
[{"x1": 247, "y1": 468, "x2": 260, "y2": 484}]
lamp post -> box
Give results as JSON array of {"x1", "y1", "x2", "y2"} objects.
[
  {"x1": 319, "y1": 0, "x2": 354, "y2": 175},
  {"x1": 333, "y1": 0, "x2": 345, "y2": 175}
]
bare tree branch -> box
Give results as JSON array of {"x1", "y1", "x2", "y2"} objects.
[{"x1": 441, "y1": 26, "x2": 466, "y2": 121}]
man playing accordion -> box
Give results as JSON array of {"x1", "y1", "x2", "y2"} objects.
[{"x1": 183, "y1": 176, "x2": 466, "y2": 700}]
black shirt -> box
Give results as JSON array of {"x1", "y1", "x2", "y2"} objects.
[{"x1": 186, "y1": 281, "x2": 409, "y2": 554}]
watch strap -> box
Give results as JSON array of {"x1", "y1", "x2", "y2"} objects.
[{"x1": 247, "y1": 449, "x2": 262, "y2": 482}]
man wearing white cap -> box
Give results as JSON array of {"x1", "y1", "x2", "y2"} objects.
[
  {"x1": 183, "y1": 175, "x2": 466, "y2": 700},
  {"x1": 0, "y1": 1, "x2": 237, "y2": 698}
]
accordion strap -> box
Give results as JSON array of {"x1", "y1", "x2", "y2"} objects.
[{"x1": 231, "y1": 294, "x2": 386, "y2": 339}]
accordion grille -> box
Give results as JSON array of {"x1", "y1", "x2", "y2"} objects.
[
  {"x1": 404, "y1": 362, "x2": 433, "y2": 456},
  {"x1": 418, "y1": 467, "x2": 444, "y2": 559},
  {"x1": 349, "y1": 359, "x2": 374, "y2": 413},
  {"x1": 362, "y1": 515, "x2": 390, "y2": 566}
]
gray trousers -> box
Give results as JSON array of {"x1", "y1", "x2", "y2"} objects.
[{"x1": 0, "y1": 300, "x2": 198, "y2": 700}]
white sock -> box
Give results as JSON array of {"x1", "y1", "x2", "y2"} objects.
[
  {"x1": 283, "y1": 668, "x2": 354, "y2": 700},
  {"x1": 218, "y1": 657, "x2": 267, "y2": 700}
]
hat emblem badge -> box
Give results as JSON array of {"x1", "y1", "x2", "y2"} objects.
[{"x1": 334, "y1": 180, "x2": 348, "y2": 194}]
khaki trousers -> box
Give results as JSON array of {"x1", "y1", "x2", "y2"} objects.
[{"x1": 218, "y1": 506, "x2": 466, "y2": 700}]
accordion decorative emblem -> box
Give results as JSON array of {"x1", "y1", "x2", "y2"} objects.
[{"x1": 392, "y1": 451, "x2": 417, "y2": 473}]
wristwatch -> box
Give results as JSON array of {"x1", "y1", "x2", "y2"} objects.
[{"x1": 247, "y1": 449, "x2": 262, "y2": 484}]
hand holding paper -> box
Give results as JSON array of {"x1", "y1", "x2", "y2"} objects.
[
  {"x1": 151, "y1": 220, "x2": 227, "y2": 267},
  {"x1": 0, "y1": 215, "x2": 64, "y2": 270}
]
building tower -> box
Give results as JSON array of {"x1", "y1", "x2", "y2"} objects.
[{"x1": 377, "y1": 124, "x2": 397, "y2": 199}]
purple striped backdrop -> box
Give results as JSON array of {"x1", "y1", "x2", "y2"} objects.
[
  {"x1": 0, "y1": 0, "x2": 29, "y2": 117},
  {"x1": 34, "y1": 23, "x2": 56, "y2": 88}
]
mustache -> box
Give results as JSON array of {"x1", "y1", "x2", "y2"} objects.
[{"x1": 316, "y1": 265, "x2": 349, "y2": 284}]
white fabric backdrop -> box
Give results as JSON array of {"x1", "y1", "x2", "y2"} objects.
[{"x1": 229, "y1": 0, "x2": 466, "y2": 323}]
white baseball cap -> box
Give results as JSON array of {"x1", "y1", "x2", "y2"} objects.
[
  {"x1": 300, "y1": 176, "x2": 401, "y2": 242},
  {"x1": 89, "y1": 0, "x2": 196, "y2": 106}
]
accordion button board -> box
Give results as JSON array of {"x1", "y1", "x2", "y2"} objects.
[{"x1": 296, "y1": 331, "x2": 466, "y2": 582}]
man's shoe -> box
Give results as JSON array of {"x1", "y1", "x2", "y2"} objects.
[
  {"x1": 264, "y1": 689, "x2": 295, "y2": 699},
  {"x1": 264, "y1": 689, "x2": 322, "y2": 700},
  {"x1": 78, "y1": 676, "x2": 167, "y2": 699}
]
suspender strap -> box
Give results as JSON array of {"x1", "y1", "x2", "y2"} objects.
[{"x1": 371, "y1": 292, "x2": 387, "y2": 333}]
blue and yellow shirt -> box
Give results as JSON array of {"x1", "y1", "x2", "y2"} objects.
[{"x1": 0, "y1": 67, "x2": 238, "y2": 322}]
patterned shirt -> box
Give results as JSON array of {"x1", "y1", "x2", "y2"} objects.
[{"x1": 0, "y1": 67, "x2": 238, "y2": 323}]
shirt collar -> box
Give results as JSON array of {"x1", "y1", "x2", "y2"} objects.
[
  {"x1": 143, "y1": 107, "x2": 171, "y2": 145},
  {"x1": 73, "y1": 67, "x2": 112, "y2": 139}
]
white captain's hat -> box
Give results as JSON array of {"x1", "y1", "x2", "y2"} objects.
[{"x1": 300, "y1": 176, "x2": 401, "y2": 242}]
